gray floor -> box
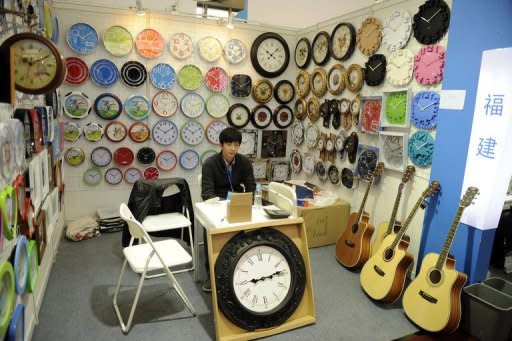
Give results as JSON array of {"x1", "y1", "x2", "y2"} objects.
[{"x1": 32, "y1": 232, "x2": 423, "y2": 341}]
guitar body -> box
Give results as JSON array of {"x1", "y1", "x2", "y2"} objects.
[
  {"x1": 360, "y1": 235, "x2": 413, "y2": 303},
  {"x1": 402, "y1": 253, "x2": 468, "y2": 333},
  {"x1": 372, "y1": 225, "x2": 410, "y2": 256},
  {"x1": 336, "y1": 211, "x2": 375, "y2": 269}
]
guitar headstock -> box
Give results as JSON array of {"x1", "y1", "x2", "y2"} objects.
[
  {"x1": 461, "y1": 186, "x2": 479, "y2": 208},
  {"x1": 402, "y1": 165, "x2": 416, "y2": 184},
  {"x1": 419, "y1": 180, "x2": 441, "y2": 209},
  {"x1": 371, "y1": 162, "x2": 385, "y2": 179}
]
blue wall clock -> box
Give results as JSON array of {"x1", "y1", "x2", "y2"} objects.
[
  {"x1": 90, "y1": 59, "x2": 119, "y2": 87},
  {"x1": 150, "y1": 63, "x2": 176, "y2": 89},
  {"x1": 408, "y1": 130, "x2": 435, "y2": 167},
  {"x1": 411, "y1": 91, "x2": 440, "y2": 129},
  {"x1": 94, "y1": 93, "x2": 122, "y2": 120},
  {"x1": 124, "y1": 95, "x2": 150, "y2": 120},
  {"x1": 66, "y1": 22, "x2": 98, "y2": 55}
]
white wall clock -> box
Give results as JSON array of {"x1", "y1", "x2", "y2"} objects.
[
  {"x1": 198, "y1": 36, "x2": 223, "y2": 63},
  {"x1": 83, "y1": 167, "x2": 102, "y2": 186},
  {"x1": 180, "y1": 120, "x2": 204, "y2": 146},
  {"x1": 104, "y1": 167, "x2": 123, "y2": 185},
  {"x1": 302, "y1": 153, "x2": 315, "y2": 176},
  {"x1": 239, "y1": 129, "x2": 258, "y2": 158},
  {"x1": 387, "y1": 49, "x2": 414, "y2": 87},
  {"x1": 206, "y1": 93, "x2": 229, "y2": 118},
  {"x1": 223, "y1": 38, "x2": 247, "y2": 64},
  {"x1": 179, "y1": 149, "x2": 200, "y2": 170},
  {"x1": 169, "y1": 32, "x2": 193, "y2": 59},
  {"x1": 152, "y1": 119, "x2": 178, "y2": 146},
  {"x1": 205, "y1": 120, "x2": 229, "y2": 145},
  {"x1": 291, "y1": 120, "x2": 304, "y2": 146},
  {"x1": 124, "y1": 167, "x2": 142, "y2": 184},
  {"x1": 156, "y1": 150, "x2": 177, "y2": 172},
  {"x1": 90, "y1": 146, "x2": 112, "y2": 167},
  {"x1": 152, "y1": 90, "x2": 178, "y2": 117},
  {"x1": 382, "y1": 9, "x2": 412, "y2": 52}
]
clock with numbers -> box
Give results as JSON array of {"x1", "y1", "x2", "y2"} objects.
[
  {"x1": 83, "y1": 167, "x2": 102, "y2": 186},
  {"x1": 387, "y1": 49, "x2": 414, "y2": 87},
  {"x1": 250, "y1": 32, "x2": 290, "y2": 78},
  {"x1": 152, "y1": 90, "x2": 178, "y2": 117},
  {"x1": 205, "y1": 120, "x2": 229, "y2": 145},
  {"x1": 152, "y1": 119, "x2": 178, "y2": 146},
  {"x1": 104, "y1": 167, "x2": 123, "y2": 185},
  {"x1": 227, "y1": 104, "x2": 250, "y2": 129},
  {"x1": 124, "y1": 167, "x2": 142, "y2": 185},
  {"x1": 411, "y1": 91, "x2": 440, "y2": 129},
  {"x1": 179, "y1": 149, "x2": 200, "y2": 170},
  {"x1": 91, "y1": 146, "x2": 112, "y2": 167},
  {"x1": 156, "y1": 150, "x2": 177, "y2": 172},
  {"x1": 413, "y1": 45, "x2": 446, "y2": 85},
  {"x1": 180, "y1": 121, "x2": 204, "y2": 146},
  {"x1": 382, "y1": 9, "x2": 412, "y2": 52},
  {"x1": 361, "y1": 97, "x2": 381, "y2": 134}
]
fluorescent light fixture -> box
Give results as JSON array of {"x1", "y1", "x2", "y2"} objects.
[{"x1": 226, "y1": 10, "x2": 234, "y2": 29}]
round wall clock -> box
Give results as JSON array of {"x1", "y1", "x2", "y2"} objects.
[
  {"x1": 137, "y1": 147, "x2": 156, "y2": 164},
  {"x1": 273, "y1": 105, "x2": 293, "y2": 129},
  {"x1": 230, "y1": 74, "x2": 252, "y2": 98},
  {"x1": 83, "y1": 122, "x2": 104, "y2": 142},
  {"x1": 356, "y1": 17, "x2": 383, "y2": 56},
  {"x1": 104, "y1": 167, "x2": 123, "y2": 185},
  {"x1": 91, "y1": 146, "x2": 112, "y2": 167},
  {"x1": 177, "y1": 64, "x2": 202, "y2": 91},
  {"x1": 94, "y1": 93, "x2": 122, "y2": 120},
  {"x1": 0, "y1": 123, "x2": 13, "y2": 181},
  {"x1": 152, "y1": 119, "x2": 178, "y2": 146},
  {"x1": 312, "y1": 31, "x2": 331, "y2": 66},
  {"x1": 356, "y1": 148, "x2": 379, "y2": 181},
  {"x1": 89, "y1": 59, "x2": 119, "y2": 87},
  {"x1": 303, "y1": 153, "x2": 315, "y2": 176},
  {"x1": 1, "y1": 32, "x2": 65, "y2": 95},
  {"x1": 294, "y1": 37, "x2": 311, "y2": 69},
  {"x1": 201, "y1": 150, "x2": 217, "y2": 165},
  {"x1": 205, "y1": 120, "x2": 229, "y2": 145},
  {"x1": 0, "y1": 186, "x2": 17, "y2": 240},
  {"x1": 273, "y1": 80, "x2": 295, "y2": 104},
  {"x1": 291, "y1": 120, "x2": 304, "y2": 146},
  {"x1": 408, "y1": 130, "x2": 435, "y2": 167},
  {"x1": 223, "y1": 38, "x2": 247, "y2": 64},
  {"x1": 310, "y1": 68, "x2": 328, "y2": 97},
  {"x1": 346, "y1": 64, "x2": 364, "y2": 93},
  {"x1": 179, "y1": 149, "x2": 200, "y2": 170},
  {"x1": 83, "y1": 167, "x2": 102, "y2": 186},
  {"x1": 103, "y1": 25, "x2": 133, "y2": 57},
  {"x1": 364, "y1": 54, "x2": 387, "y2": 86},
  {"x1": 227, "y1": 103, "x2": 251, "y2": 128},
  {"x1": 385, "y1": 91, "x2": 407, "y2": 126},
  {"x1": 413, "y1": 45, "x2": 446, "y2": 85},
  {"x1": 331, "y1": 22, "x2": 356, "y2": 61},
  {"x1": 198, "y1": 36, "x2": 222, "y2": 63},
  {"x1": 252, "y1": 79, "x2": 273, "y2": 104},
  {"x1": 305, "y1": 123, "x2": 319, "y2": 149},
  {"x1": 341, "y1": 167, "x2": 357, "y2": 189},
  {"x1": 65, "y1": 57, "x2": 89, "y2": 85},
  {"x1": 64, "y1": 147, "x2": 85, "y2": 166},
  {"x1": 150, "y1": 63, "x2": 176, "y2": 90},
  {"x1": 169, "y1": 32, "x2": 193, "y2": 60},
  {"x1": 251, "y1": 105, "x2": 272, "y2": 129},
  {"x1": 105, "y1": 120, "x2": 127, "y2": 142},
  {"x1": 412, "y1": 0, "x2": 450, "y2": 45},
  {"x1": 64, "y1": 121, "x2": 81, "y2": 142},
  {"x1": 361, "y1": 98, "x2": 381, "y2": 133},
  {"x1": 328, "y1": 165, "x2": 340, "y2": 184},
  {"x1": 124, "y1": 95, "x2": 150, "y2": 120},
  {"x1": 180, "y1": 120, "x2": 204, "y2": 145},
  {"x1": 128, "y1": 122, "x2": 150, "y2": 143},
  {"x1": 66, "y1": 22, "x2": 98, "y2": 54},
  {"x1": 135, "y1": 28, "x2": 164, "y2": 59},
  {"x1": 120, "y1": 60, "x2": 147, "y2": 87},
  {"x1": 250, "y1": 31, "x2": 290, "y2": 78},
  {"x1": 327, "y1": 64, "x2": 347, "y2": 96},
  {"x1": 215, "y1": 228, "x2": 306, "y2": 330},
  {"x1": 291, "y1": 149, "x2": 302, "y2": 173},
  {"x1": 156, "y1": 150, "x2": 177, "y2": 171},
  {"x1": 205, "y1": 66, "x2": 228, "y2": 92},
  {"x1": 63, "y1": 91, "x2": 91, "y2": 119},
  {"x1": 152, "y1": 90, "x2": 178, "y2": 117},
  {"x1": 206, "y1": 93, "x2": 230, "y2": 118},
  {"x1": 143, "y1": 166, "x2": 159, "y2": 180},
  {"x1": 294, "y1": 98, "x2": 307, "y2": 121},
  {"x1": 387, "y1": 49, "x2": 414, "y2": 87},
  {"x1": 295, "y1": 70, "x2": 310, "y2": 98},
  {"x1": 411, "y1": 91, "x2": 439, "y2": 129},
  {"x1": 113, "y1": 147, "x2": 134, "y2": 166},
  {"x1": 124, "y1": 167, "x2": 142, "y2": 184},
  {"x1": 307, "y1": 97, "x2": 321, "y2": 122},
  {"x1": 382, "y1": 9, "x2": 412, "y2": 52},
  {"x1": 180, "y1": 92, "x2": 205, "y2": 119}
]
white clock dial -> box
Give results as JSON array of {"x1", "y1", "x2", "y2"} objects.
[
  {"x1": 303, "y1": 154, "x2": 315, "y2": 176},
  {"x1": 239, "y1": 130, "x2": 257, "y2": 157},
  {"x1": 305, "y1": 124, "x2": 319, "y2": 149},
  {"x1": 152, "y1": 119, "x2": 178, "y2": 146},
  {"x1": 271, "y1": 164, "x2": 290, "y2": 182},
  {"x1": 382, "y1": 9, "x2": 412, "y2": 52},
  {"x1": 326, "y1": 138, "x2": 334, "y2": 152},
  {"x1": 179, "y1": 149, "x2": 200, "y2": 170},
  {"x1": 387, "y1": 49, "x2": 414, "y2": 86},
  {"x1": 104, "y1": 167, "x2": 123, "y2": 185},
  {"x1": 223, "y1": 39, "x2": 247, "y2": 64},
  {"x1": 124, "y1": 167, "x2": 142, "y2": 184},
  {"x1": 83, "y1": 167, "x2": 102, "y2": 186},
  {"x1": 256, "y1": 38, "x2": 287, "y2": 73},
  {"x1": 152, "y1": 90, "x2": 178, "y2": 117},
  {"x1": 181, "y1": 120, "x2": 204, "y2": 145},
  {"x1": 180, "y1": 92, "x2": 205, "y2": 119},
  {"x1": 335, "y1": 133, "x2": 346, "y2": 151},
  {"x1": 291, "y1": 121, "x2": 304, "y2": 146},
  {"x1": 156, "y1": 150, "x2": 177, "y2": 171},
  {"x1": 206, "y1": 120, "x2": 229, "y2": 145},
  {"x1": 91, "y1": 146, "x2": 112, "y2": 167},
  {"x1": 316, "y1": 138, "x2": 325, "y2": 151}
]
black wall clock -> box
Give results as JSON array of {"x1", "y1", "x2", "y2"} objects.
[
  {"x1": 312, "y1": 31, "x2": 331, "y2": 66},
  {"x1": 412, "y1": 0, "x2": 451, "y2": 45},
  {"x1": 215, "y1": 228, "x2": 306, "y2": 331},
  {"x1": 294, "y1": 37, "x2": 311, "y2": 69},
  {"x1": 330, "y1": 22, "x2": 356, "y2": 61},
  {"x1": 364, "y1": 54, "x2": 387, "y2": 86},
  {"x1": 261, "y1": 130, "x2": 287, "y2": 158},
  {"x1": 250, "y1": 32, "x2": 290, "y2": 78}
]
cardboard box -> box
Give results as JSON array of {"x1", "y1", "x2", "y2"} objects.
[
  {"x1": 226, "y1": 192, "x2": 252, "y2": 223},
  {"x1": 297, "y1": 199, "x2": 350, "y2": 248}
]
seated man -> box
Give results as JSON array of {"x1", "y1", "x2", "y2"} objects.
[{"x1": 201, "y1": 127, "x2": 256, "y2": 292}]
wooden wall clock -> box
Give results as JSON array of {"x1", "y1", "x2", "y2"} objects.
[
  {"x1": 356, "y1": 17, "x2": 383, "y2": 56},
  {"x1": 250, "y1": 32, "x2": 290, "y2": 78},
  {"x1": 35, "y1": 210, "x2": 47, "y2": 263},
  {"x1": 261, "y1": 130, "x2": 287, "y2": 158}
]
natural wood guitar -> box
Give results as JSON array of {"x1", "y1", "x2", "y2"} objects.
[
  {"x1": 360, "y1": 181, "x2": 440, "y2": 303},
  {"x1": 371, "y1": 165, "x2": 415, "y2": 255},
  {"x1": 402, "y1": 187, "x2": 479, "y2": 333},
  {"x1": 336, "y1": 162, "x2": 384, "y2": 269}
]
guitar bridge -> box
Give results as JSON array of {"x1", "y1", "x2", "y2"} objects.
[
  {"x1": 419, "y1": 290, "x2": 438, "y2": 304},
  {"x1": 373, "y1": 265, "x2": 385, "y2": 277},
  {"x1": 344, "y1": 240, "x2": 355, "y2": 248}
]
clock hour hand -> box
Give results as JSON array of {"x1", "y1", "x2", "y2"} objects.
[{"x1": 249, "y1": 270, "x2": 283, "y2": 284}]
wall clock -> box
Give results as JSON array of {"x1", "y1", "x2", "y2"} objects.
[
  {"x1": 273, "y1": 105, "x2": 293, "y2": 129},
  {"x1": 180, "y1": 120, "x2": 204, "y2": 145},
  {"x1": 205, "y1": 120, "x2": 229, "y2": 145},
  {"x1": 137, "y1": 147, "x2": 156, "y2": 165},
  {"x1": 364, "y1": 54, "x2": 387, "y2": 86},
  {"x1": 65, "y1": 57, "x2": 89, "y2": 85},
  {"x1": 355, "y1": 145, "x2": 379, "y2": 181},
  {"x1": 205, "y1": 66, "x2": 228, "y2": 92},
  {"x1": 215, "y1": 228, "x2": 306, "y2": 330},
  {"x1": 412, "y1": 91, "x2": 440, "y2": 129},
  {"x1": 105, "y1": 120, "x2": 127, "y2": 142},
  {"x1": 346, "y1": 64, "x2": 364, "y2": 93},
  {"x1": 1, "y1": 32, "x2": 65, "y2": 95},
  {"x1": 64, "y1": 121, "x2": 81, "y2": 142},
  {"x1": 291, "y1": 120, "x2": 304, "y2": 146},
  {"x1": 124, "y1": 167, "x2": 142, "y2": 185},
  {"x1": 387, "y1": 49, "x2": 413, "y2": 87},
  {"x1": 135, "y1": 28, "x2": 164, "y2": 59},
  {"x1": 0, "y1": 185, "x2": 17, "y2": 240},
  {"x1": 63, "y1": 91, "x2": 91, "y2": 119},
  {"x1": 66, "y1": 22, "x2": 98, "y2": 54},
  {"x1": 328, "y1": 165, "x2": 340, "y2": 184},
  {"x1": 179, "y1": 149, "x2": 200, "y2": 170},
  {"x1": 261, "y1": 130, "x2": 287, "y2": 158},
  {"x1": 238, "y1": 129, "x2": 257, "y2": 157},
  {"x1": 156, "y1": 150, "x2": 177, "y2": 172},
  {"x1": 294, "y1": 37, "x2": 311, "y2": 69},
  {"x1": 124, "y1": 95, "x2": 150, "y2": 120},
  {"x1": 408, "y1": 130, "x2": 435, "y2": 167},
  {"x1": 206, "y1": 93, "x2": 229, "y2": 118},
  {"x1": 231, "y1": 74, "x2": 252, "y2": 98},
  {"x1": 307, "y1": 97, "x2": 320, "y2": 122},
  {"x1": 344, "y1": 131, "x2": 359, "y2": 164},
  {"x1": 270, "y1": 161, "x2": 290, "y2": 181},
  {"x1": 295, "y1": 70, "x2": 310, "y2": 98},
  {"x1": 311, "y1": 31, "x2": 330, "y2": 66},
  {"x1": 223, "y1": 38, "x2": 247, "y2": 64},
  {"x1": 274, "y1": 80, "x2": 295, "y2": 104},
  {"x1": 311, "y1": 68, "x2": 328, "y2": 97},
  {"x1": 305, "y1": 123, "x2": 319, "y2": 149},
  {"x1": 412, "y1": 0, "x2": 451, "y2": 45},
  {"x1": 103, "y1": 25, "x2": 133, "y2": 57},
  {"x1": 335, "y1": 132, "x2": 346, "y2": 160},
  {"x1": 150, "y1": 63, "x2": 176, "y2": 90},
  {"x1": 383, "y1": 90, "x2": 409, "y2": 127},
  {"x1": 250, "y1": 31, "x2": 290, "y2": 78},
  {"x1": 227, "y1": 103, "x2": 251, "y2": 128},
  {"x1": 83, "y1": 122, "x2": 104, "y2": 142},
  {"x1": 315, "y1": 160, "x2": 327, "y2": 182},
  {"x1": 361, "y1": 97, "x2": 381, "y2": 134},
  {"x1": 180, "y1": 92, "x2": 205, "y2": 119},
  {"x1": 252, "y1": 79, "x2": 273, "y2": 104},
  {"x1": 379, "y1": 131, "x2": 408, "y2": 172},
  {"x1": 198, "y1": 36, "x2": 222, "y2": 63},
  {"x1": 341, "y1": 167, "x2": 357, "y2": 189},
  {"x1": 290, "y1": 149, "x2": 302, "y2": 174},
  {"x1": 327, "y1": 64, "x2": 346, "y2": 96},
  {"x1": 302, "y1": 153, "x2": 315, "y2": 176},
  {"x1": 9, "y1": 119, "x2": 24, "y2": 172},
  {"x1": 143, "y1": 166, "x2": 159, "y2": 180},
  {"x1": 413, "y1": 44, "x2": 446, "y2": 85},
  {"x1": 89, "y1": 58, "x2": 119, "y2": 87},
  {"x1": 120, "y1": 60, "x2": 147, "y2": 87},
  {"x1": 177, "y1": 64, "x2": 202, "y2": 91},
  {"x1": 294, "y1": 98, "x2": 307, "y2": 121},
  {"x1": 113, "y1": 147, "x2": 134, "y2": 166},
  {"x1": 152, "y1": 90, "x2": 178, "y2": 118},
  {"x1": 152, "y1": 119, "x2": 178, "y2": 146},
  {"x1": 201, "y1": 149, "x2": 217, "y2": 165},
  {"x1": 94, "y1": 93, "x2": 122, "y2": 120},
  {"x1": 91, "y1": 146, "x2": 112, "y2": 167},
  {"x1": 83, "y1": 167, "x2": 102, "y2": 186},
  {"x1": 128, "y1": 121, "x2": 150, "y2": 143},
  {"x1": 251, "y1": 105, "x2": 272, "y2": 129},
  {"x1": 104, "y1": 167, "x2": 123, "y2": 185},
  {"x1": 330, "y1": 22, "x2": 356, "y2": 61},
  {"x1": 0, "y1": 122, "x2": 14, "y2": 182},
  {"x1": 350, "y1": 95, "x2": 362, "y2": 128},
  {"x1": 251, "y1": 159, "x2": 268, "y2": 181},
  {"x1": 169, "y1": 32, "x2": 193, "y2": 60},
  {"x1": 382, "y1": 9, "x2": 412, "y2": 52},
  {"x1": 356, "y1": 17, "x2": 383, "y2": 56},
  {"x1": 64, "y1": 147, "x2": 85, "y2": 166}
]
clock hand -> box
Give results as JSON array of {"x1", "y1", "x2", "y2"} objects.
[
  {"x1": 33, "y1": 54, "x2": 51, "y2": 64},
  {"x1": 426, "y1": 8, "x2": 442, "y2": 22},
  {"x1": 421, "y1": 101, "x2": 436, "y2": 110}
]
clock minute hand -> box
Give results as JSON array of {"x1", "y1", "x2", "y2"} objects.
[{"x1": 426, "y1": 8, "x2": 442, "y2": 22}]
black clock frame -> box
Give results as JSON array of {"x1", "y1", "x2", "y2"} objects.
[
  {"x1": 364, "y1": 54, "x2": 387, "y2": 86},
  {"x1": 294, "y1": 37, "x2": 312, "y2": 69},
  {"x1": 330, "y1": 22, "x2": 356, "y2": 61},
  {"x1": 250, "y1": 32, "x2": 290, "y2": 78}
]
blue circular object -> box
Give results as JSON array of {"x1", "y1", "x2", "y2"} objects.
[
  {"x1": 411, "y1": 91, "x2": 440, "y2": 130},
  {"x1": 13, "y1": 235, "x2": 28, "y2": 295},
  {"x1": 94, "y1": 93, "x2": 122, "y2": 120},
  {"x1": 66, "y1": 22, "x2": 99, "y2": 55},
  {"x1": 7, "y1": 304, "x2": 24, "y2": 341},
  {"x1": 150, "y1": 63, "x2": 176, "y2": 90},
  {"x1": 90, "y1": 59, "x2": 119, "y2": 87}
]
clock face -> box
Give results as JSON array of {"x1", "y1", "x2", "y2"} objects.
[
  {"x1": 104, "y1": 167, "x2": 123, "y2": 185},
  {"x1": 143, "y1": 166, "x2": 159, "y2": 180},
  {"x1": 252, "y1": 79, "x2": 273, "y2": 104},
  {"x1": 413, "y1": 45, "x2": 446, "y2": 85},
  {"x1": 361, "y1": 98, "x2": 381, "y2": 134},
  {"x1": 137, "y1": 147, "x2": 156, "y2": 165},
  {"x1": 227, "y1": 104, "x2": 250, "y2": 128},
  {"x1": 305, "y1": 123, "x2": 319, "y2": 149},
  {"x1": 64, "y1": 147, "x2": 85, "y2": 166},
  {"x1": 205, "y1": 120, "x2": 229, "y2": 145},
  {"x1": 251, "y1": 105, "x2": 272, "y2": 129},
  {"x1": 205, "y1": 66, "x2": 228, "y2": 92},
  {"x1": 356, "y1": 17, "x2": 383, "y2": 56},
  {"x1": 302, "y1": 154, "x2": 315, "y2": 176},
  {"x1": 346, "y1": 64, "x2": 363, "y2": 93},
  {"x1": 290, "y1": 150, "x2": 302, "y2": 173},
  {"x1": 223, "y1": 39, "x2": 247, "y2": 64},
  {"x1": 120, "y1": 60, "x2": 147, "y2": 88},
  {"x1": 83, "y1": 167, "x2": 102, "y2": 186},
  {"x1": 294, "y1": 98, "x2": 307, "y2": 121},
  {"x1": 169, "y1": 32, "x2": 193, "y2": 60},
  {"x1": 315, "y1": 161, "x2": 327, "y2": 182},
  {"x1": 328, "y1": 165, "x2": 340, "y2": 184},
  {"x1": 261, "y1": 131, "x2": 287, "y2": 158},
  {"x1": 387, "y1": 49, "x2": 414, "y2": 87},
  {"x1": 311, "y1": 68, "x2": 327, "y2": 97},
  {"x1": 307, "y1": 97, "x2": 320, "y2": 122},
  {"x1": 412, "y1": 0, "x2": 451, "y2": 45},
  {"x1": 64, "y1": 57, "x2": 89, "y2": 85},
  {"x1": 113, "y1": 147, "x2": 134, "y2": 166},
  {"x1": 291, "y1": 120, "x2": 304, "y2": 146},
  {"x1": 294, "y1": 37, "x2": 311, "y2": 69},
  {"x1": 63, "y1": 91, "x2": 91, "y2": 119},
  {"x1": 83, "y1": 122, "x2": 104, "y2": 142},
  {"x1": 91, "y1": 146, "x2": 112, "y2": 167},
  {"x1": 64, "y1": 121, "x2": 81, "y2": 142},
  {"x1": 251, "y1": 160, "x2": 268, "y2": 180},
  {"x1": 384, "y1": 91, "x2": 408, "y2": 127},
  {"x1": 312, "y1": 31, "x2": 330, "y2": 66},
  {"x1": 274, "y1": 80, "x2": 295, "y2": 105},
  {"x1": 103, "y1": 25, "x2": 133, "y2": 57},
  {"x1": 152, "y1": 90, "x2": 178, "y2": 118},
  {"x1": 365, "y1": 54, "x2": 387, "y2": 86},
  {"x1": 412, "y1": 91, "x2": 440, "y2": 129},
  {"x1": 339, "y1": 99, "x2": 350, "y2": 114},
  {"x1": 251, "y1": 32, "x2": 290, "y2": 78},
  {"x1": 408, "y1": 130, "x2": 435, "y2": 167},
  {"x1": 382, "y1": 9, "x2": 412, "y2": 52},
  {"x1": 156, "y1": 150, "x2": 177, "y2": 171},
  {"x1": 180, "y1": 92, "x2": 205, "y2": 119},
  {"x1": 206, "y1": 93, "x2": 230, "y2": 118},
  {"x1": 90, "y1": 59, "x2": 119, "y2": 87},
  {"x1": 66, "y1": 22, "x2": 99, "y2": 54},
  {"x1": 198, "y1": 36, "x2": 222, "y2": 63},
  {"x1": 327, "y1": 64, "x2": 346, "y2": 95},
  {"x1": 135, "y1": 28, "x2": 164, "y2": 59},
  {"x1": 152, "y1": 119, "x2": 178, "y2": 145},
  {"x1": 149, "y1": 63, "x2": 176, "y2": 90},
  {"x1": 105, "y1": 120, "x2": 127, "y2": 142},
  {"x1": 180, "y1": 120, "x2": 204, "y2": 145},
  {"x1": 341, "y1": 167, "x2": 356, "y2": 189},
  {"x1": 94, "y1": 93, "x2": 122, "y2": 120},
  {"x1": 271, "y1": 162, "x2": 290, "y2": 182},
  {"x1": 356, "y1": 147, "x2": 379, "y2": 181},
  {"x1": 124, "y1": 95, "x2": 150, "y2": 120},
  {"x1": 177, "y1": 64, "x2": 202, "y2": 91},
  {"x1": 231, "y1": 74, "x2": 252, "y2": 98},
  {"x1": 128, "y1": 122, "x2": 150, "y2": 143},
  {"x1": 179, "y1": 149, "x2": 200, "y2": 170},
  {"x1": 124, "y1": 167, "x2": 142, "y2": 184},
  {"x1": 381, "y1": 133, "x2": 407, "y2": 170},
  {"x1": 331, "y1": 23, "x2": 356, "y2": 61},
  {"x1": 273, "y1": 105, "x2": 293, "y2": 129}
]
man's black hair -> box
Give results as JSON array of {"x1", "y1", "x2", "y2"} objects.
[{"x1": 219, "y1": 127, "x2": 242, "y2": 144}]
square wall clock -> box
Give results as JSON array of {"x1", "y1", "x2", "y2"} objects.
[
  {"x1": 270, "y1": 161, "x2": 291, "y2": 182},
  {"x1": 360, "y1": 96, "x2": 382, "y2": 134},
  {"x1": 379, "y1": 131, "x2": 409, "y2": 172},
  {"x1": 251, "y1": 159, "x2": 269, "y2": 181},
  {"x1": 261, "y1": 130, "x2": 288, "y2": 158},
  {"x1": 239, "y1": 129, "x2": 258, "y2": 158},
  {"x1": 354, "y1": 144, "x2": 380, "y2": 182},
  {"x1": 381, "y1": 89, "x2": 411, "y2": 128}
]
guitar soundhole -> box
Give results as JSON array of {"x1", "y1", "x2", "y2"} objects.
[
  {"x1": 383, "y1": 248, "x2": 394, "y2": 261},
  {"x1": 351, "y1": 223, "x2": 359, "y2": 234},
  {"x1": 429, "y1": 269, "x2": 442, "y2": 284}
]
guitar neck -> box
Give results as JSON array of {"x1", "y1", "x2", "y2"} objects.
[
  {"x1": 356, "y1": 177, "x2": 375, "y2": 224},
  {"x1": 389, "y1": 190, "x2": 428, "y2": 250},
  {"x1": 386, "y1": 183, "x2": 404, "y2": 236},
  {"x1": 436, "y1": 206, "x2": 465, "y2": 269}
]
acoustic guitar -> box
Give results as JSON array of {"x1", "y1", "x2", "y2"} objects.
[
  {"x1": 371, "y1": 165, "x2": 415, "y2": 255},
  {"x1": 402, "y1": 187, "x2": 479, "y2": 333},
  {"x1": 360, "y1": 181, "x2": 440, "y2": 303},
  {"x1": 336, "y1": 162, "x2": 384, "y2": 269}
]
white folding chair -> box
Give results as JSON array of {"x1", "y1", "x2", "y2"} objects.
[{"x1": 113, "y1": 203, "x2": 196, "y2": 333}]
